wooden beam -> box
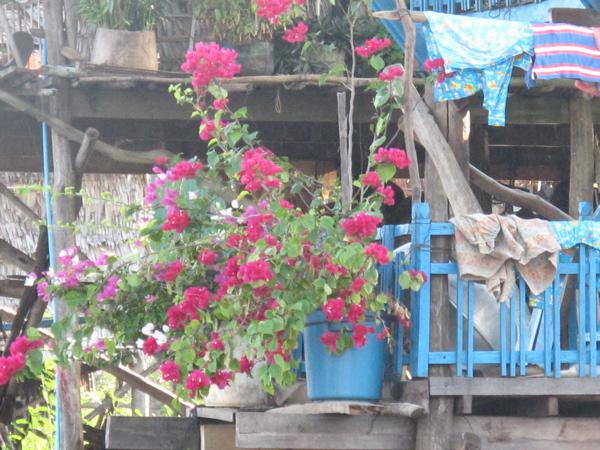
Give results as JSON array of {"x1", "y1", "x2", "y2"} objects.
[
  {"x1": 235, "y1": 412, "x2": 416, "y2": 449},
  {"x1": 337, "y1": 91, "x2": 351, "y2": 209},
  {"x1": 101, "y1": 364, "x2": 194, "y2": 411},
  {"x1": 549, "y1": 8, "x2": 600, "y2": 27},
  {"x1": 469, "y1": 165, "x2": 572, "y2": 220},
  {"x1": 454, "y1": 416, "x2": 600, "y2": 449},
  {"x1": 410, "y1": 84, "x2": 481, "y2": 216},
  {"x1": 267, "y1": 401, "x2": 426, "y2": 419},
  {"x1": 74, "y1": 127, "x2": 100, "y2": 172},
  {"x1": 105, "y1": 416, "x2": 200, "y2": 450},
  {"x1": 0, "y1": 87, "x2": 174, "y2": 165},
  {"x1": 0, "y1": 181, "x2": 42, "y2": 223},
  {"x1": 430, "y1": 377, "x2": 600, "y2": 397},
  {"x1": 569, "y1": 94, "x2": 594, "y2": 216},
  {"x1": 372, "y1": 9, "x2": 426, "y2": 23},
  {"x1": 0, "y1": 279, "x2": 25, "y2": 299},
  {"x1": 0, "y1": 239, "x2": 35, "y2": 273}
]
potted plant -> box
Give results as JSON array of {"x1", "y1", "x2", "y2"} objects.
[
  {"x1": 76, "y1": 0, "x2": 165, "y2": 70},
  {"x1": 32, "y1": 2, "x2": 422, "y2": 406},
  {"x1": 192, "y1": 0, "x2": 292, "y2": 75}
]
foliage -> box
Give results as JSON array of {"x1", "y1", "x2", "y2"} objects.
[
  {"x1": 32, "y1": 0, "x2": 423, "y2": 407},
  {"x1": 8, "y1": 358, "x2": 55, "y2": 450},
  {"x1": 76, "y1": 0, "x2": 165, "y2": 31},
  {"x1": 193, "y1": 0, "x2": 281, "y2": 44}
]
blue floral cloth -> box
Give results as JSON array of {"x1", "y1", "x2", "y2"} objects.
[
  {"x1": 423, "y1": 12, "x2": 534, "y2": 126},
  {"x1": 550, "y1": 221, "x2": 600, "y2": 250}
]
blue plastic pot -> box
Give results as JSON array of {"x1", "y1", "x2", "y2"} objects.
[{"x1": 303, "y1": 310, "x2": 386, "y2": 401}]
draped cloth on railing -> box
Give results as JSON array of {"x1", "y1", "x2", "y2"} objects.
[{"x1": 450, "y1": 214, "x2": 560, "y2": 301}]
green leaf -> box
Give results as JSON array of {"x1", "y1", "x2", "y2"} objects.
[
  {"x1": 376, "y1": 163, "x2": 397, "y2": 183},
  {"x1": 369, "y1": 55, "x2": 385, "y2": 72},
  {"x1": 207, "y1": 150, "x2": 219, "y2": 169},
  {"x1": 399, "y1": 271, "x2": 411, "y2": 290},
  {"x1": 370, "y1": 135, "x2": 386, "y2": 151},
  {"x1": 373, "y1": 90, "x2": 390, "y2": 108},
  {"x1": 126, "y1": 274, "x2": 142, "y2": 288},
  {"x1": 283, "y1": 238, "x2": 301, "y2": 258},
  {"x1": 63, "y1": 290, "x2": 88, "y2": 308}
]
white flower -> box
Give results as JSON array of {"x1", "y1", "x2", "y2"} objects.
[
  {"x1": 152, "y1": 330, "x2": 167, "y2": 346},
  {"x1": 162, "y1": 325, "x2": 170, "y2": 333},
  {"x1": 231, "y1": 200, "x2": 240, "y2": 209},
  {"x1": 136, "y1": 339, "x2": 144, "y2": 349},
  {"x1": 141, "y1": 323, "x2": 155, "y2": 336}
]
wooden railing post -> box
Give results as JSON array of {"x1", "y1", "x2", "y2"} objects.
[{"x1": 410, "y1": 202, "x2": 431, "y2": 377}]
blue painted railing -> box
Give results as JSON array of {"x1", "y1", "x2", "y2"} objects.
[
  {"x1": 380, "y1": 202, "x2": 600, "y2": 379},
  {"x1": 407, "y1": 0, "x2": 544, "y2": 14}
]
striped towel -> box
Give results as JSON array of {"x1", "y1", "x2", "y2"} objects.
[{"x1": 532, "y1": 23, "x2": 600, "y2": 83}]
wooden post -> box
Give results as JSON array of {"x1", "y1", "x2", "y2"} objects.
[
  {"x1": 45, "y1": 1, "x2": 84, "y2": 448},
  {"x1": 337, "y1": 91, "x2": 352, "y2": 210},
  {"x1": 415, "y1": 86, "x2": 459, "y2": 450},
  {"x1": 569, "y1": 94, "x2": 594, "y2": 216},
  {"x1": 470, "y1": 126, "x2": 492, "y2": 213}
]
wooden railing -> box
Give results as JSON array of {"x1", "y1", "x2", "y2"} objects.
[{"x1": 380, "y1": 202, "x2": 600, "y2": 379}]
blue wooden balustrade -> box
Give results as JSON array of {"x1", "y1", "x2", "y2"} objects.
[{"x1": 378, "y1": 201, "x2": 600, "y2": 379}]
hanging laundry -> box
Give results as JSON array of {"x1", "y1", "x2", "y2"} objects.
[
  {"x1": 423, "y1": 12, "x2": 534, "y2": 127},
  {"x1": 550, "y1": 221, "x2": 600, "y2": 250},
  {"x1": 532, "y1": 23, "x2": 600, "y2": 92}
]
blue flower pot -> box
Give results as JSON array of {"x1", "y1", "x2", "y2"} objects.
[{"x1": 303, "y1": 310, "x2": 386, "y2": 401}]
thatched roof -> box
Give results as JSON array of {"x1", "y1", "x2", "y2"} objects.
[{"x1": 0, "y1": 172, "x2": 147, "y2": 306}]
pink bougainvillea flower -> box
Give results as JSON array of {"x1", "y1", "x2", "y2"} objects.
[
  {"x1": 256, "y1": 0, "x2": 293, "y2": 24},
  {"x1": 377, "y1": 328, "x2": 389, "y2": 341},
  {"x1": 197, "y1": 249, "x2": 218, "y2": 265},
  {"x1": 355, "y1": 37, "x2": 391, "y2": 58},
  {"x1": 423, "y1": 57, "x2": 444, "y2": 73},
  {"x1": 181, "y1": 42, "x2": 241, "y2": 89},
  {"x1": 351, "y1": 277, "x2": 366, "y2": 293},
  {"x1": 162, "y1": 208, "x2": 191, "y2": 233},
  {"x1": 211, "y1": 370, "x2": 233, "y2": 389},
  {"x1": 340, "y1": 212, "x2": 382, "y2": 240},
  {"x1": 97, "y1": 275, "x2": 119, "y2": 302},
  {"x1": 361, "y1": 171, "x2": 382, "y2": 189},
  {"x1": 209, "y1": 332, "x2": 225, "y2": 351},
  {"x1": 237, "y1": 260, "x2": 273, "y2": 284},
  {"x1": 37, "y1": 280, "x2": 51, "y2": 302},
  {"x1": 282, "y1": 21, "x2": 308, "y2": 43},
  {"x1": 9, "y1": 336, "x2": 43, "y2": 356},
  {"x1": 166, "y1": 304, "x2": 187, "y2": 330},
  {"x1": 320, "y1": 331, "x2": 339, "y2": 352},
  {"x1": 240, "y1": 147, "x2": 283, "y2": 192},
  {"x1": 322, "y1": 297, "x2": 345, "y2": 322},
  {"x1": 212, "y1": 98, "x2": 229, "y2": 111},
  {"x1": 377, "y1": 185, "x2": 396, "y2": 206},
  {"x1": 183, "y1": 286, "x2": 212, "y2": 310},
  {"x1": 159, "y1": 360, "x2": 181, "y2": 383},
  {"x1": 239, "y1": 355, "x2": 254, "y2": 374},
  {"x1": 142, "y1": 337, "x2": 159, "y2": 355},
  {"x1": 185, "y1": 369, "x2": 211, "y2": 394},
  {"x1": 352, "y1": 324, "x2": 370, "y2": 348},
  {"x1": 378, "y1": 65, "x2": 405, "y2": 81},
  {"x1": 155, "y1": 260, "x2": 183, "y2": 282},
  {"x1": 348, "y1": 303, "x2": 365, "y2": 324},
  {"x1": 365, "y1": 243, "x2": 391, "y2": 265},
  {"x1": 279, "y1": 199, "x2": 294, "y2": 209},
  {"x1": 154, "y1": 155, "x2": 169, "y2": 165},
  {"x1": 166, "y1": 161, "x2": 203, "y2": 181},
  {"x1": 374, "y1": 147, "x2": 411, "y2": 170},
  {"x1": 0, "y1": 353, "x2": 25, "y2": 385}
]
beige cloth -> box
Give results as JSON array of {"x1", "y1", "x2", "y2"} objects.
[{"x1": 450, "y1": 214, "x2": 561, "y2": 302}]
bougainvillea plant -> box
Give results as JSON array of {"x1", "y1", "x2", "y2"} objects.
[{"x1": 29, "y1": 0, "x2": 424, "y2": 403}]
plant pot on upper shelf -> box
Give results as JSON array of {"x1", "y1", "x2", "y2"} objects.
[
  {"x1": 90, "y1": 28, "x2": 158, "y2": 70},
  {"x1": 303, "y1": 310, "x2": 386, "y2": 402},
  {"x1": 76, "y1": 0, "x2": 163, "y2": 70}
]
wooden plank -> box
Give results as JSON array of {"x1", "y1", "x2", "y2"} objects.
[
  {"x1": 394, "y1": 380, "x2": 429, "y2": 413},
  {"x1": 267, "y1": 401, "x2": 426, "y2": 418},
  {"x1": 0, "y1": 239, "x2": 35, "y2": 272},
  {"x1": 236, "y1": 412, "x2": 415, "y2": 449},
  {"x1": 194, "y1": 407, "x2": 237, "y2": 423},
  {"x1": 569, "y1": 94, "x2": 594, "y2": 216},
  {"x1": 450, "y1": 432, "x2": 481, "y2": 450},
  {"x1": 430, "y1": 377, "x2": 600, "y2": 397},
  {"x1": 105, "y1": 416, "x2": 200, "y2": 450},
  {"x1": 549, "y1": 8, "x2": 600, "y2": 27},
  {"x1": 454, "y1": 416, "x2": 600, "y2": 449}
]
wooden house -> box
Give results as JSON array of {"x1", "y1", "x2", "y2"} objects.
[{"x1": 1, "y1": 0, "x2": 600, "y2": 449}]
